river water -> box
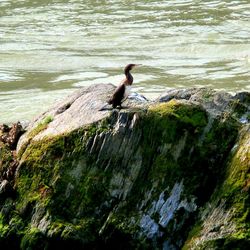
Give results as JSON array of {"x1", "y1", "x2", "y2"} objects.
[{"x1": 0, "y1": 0, "x2": 250, "y2": 123}]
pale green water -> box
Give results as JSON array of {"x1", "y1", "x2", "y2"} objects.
[{"x1": 0, "y1": 0, "x2": 250, "y2": 123}]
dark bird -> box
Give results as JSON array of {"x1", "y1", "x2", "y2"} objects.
[{"x1": 101, "y1": 64, "x2": 140, "y2": 110}]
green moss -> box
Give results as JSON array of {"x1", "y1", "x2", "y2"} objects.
[
  {"x1": 219, "y1": 128, "x2": 250, "y2": 232},
  {"x1": 0, "y1": 143, "x2": 12, "y2": 162},
  {"x1": 17, "y1": 115, "x2": 54, "y2": 159},
  {"x1": 182, "y1": 221, "x2": 203, "y2": 249},
  {"x1": 182, "y1": 126, "x2": 249, "y2": 249},
  {"x1": 229, "y1": 99, "x2": 249, "y2": 119},
  {"x1": 28, "y1": 115, "x2": 53, "y2": 138},
  {"x1": 148, "y1": 100, "x2": 178, "y2": 115},
  {"x1": 140, "y1": 101, "x2": 209, "y2": 195},
  {"x1": 148, "y1": 100, "x2": 207, "y2": 130},
  {"x1": 13, "y1": 113, "x2": 129, "y2": 247},
  {"x1": 0, "y1": 211, "x2": 25, "y2": 249},
  {"x1": 149, "y1": 100, "x2": 206, "y2": 123},
  {"x1": 20, "y1": 227, "x2": 46, "y2": 250},
  {"x1": 0, "y1": 215, "x2": 10, "y2": 237},
  {"x1": 16, "y1": 120, "x2": 113, "y2": 225},
  {"x1": 102, "y1": 101, "x2": 211, "y2": 230},
  {"x1": 223, "y1": 134, "x2": 249, "y2": 195},
  {"x1": 201, "y1": 89, "x2": 214, "y2": 100},
  {"x1": 195, "y1": 237, "x2": 250, "y2": 250},
  {"x1": 9, "y1": 215, "x2": 25, "y2": 233},
  {"x1": 0, "y1": 142, "x2": 13, "y2": 177},
  {"x1": 3, "y1": 99, "x2": 246, "y2": 249}
]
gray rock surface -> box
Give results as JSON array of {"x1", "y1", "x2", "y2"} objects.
[{"x1": 158, "y1": 87, "x2": 250, "y2": 119}]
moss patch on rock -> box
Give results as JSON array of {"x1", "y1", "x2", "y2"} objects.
[{"x1": 182, "y1": 125, "x2": 250, "y2": 249}]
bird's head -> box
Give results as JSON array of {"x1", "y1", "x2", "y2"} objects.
[{"x1": 124, "y1": 63, "x2": 141, "y2": 73}]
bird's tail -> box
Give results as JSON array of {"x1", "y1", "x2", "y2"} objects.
[{"x1": 98, "y1": 102, "x2": 110, "y2": 111}]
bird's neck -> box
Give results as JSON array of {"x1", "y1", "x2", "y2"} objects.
[{"x1": 125, "y1": 70, "x2": 133, "y2": 85}]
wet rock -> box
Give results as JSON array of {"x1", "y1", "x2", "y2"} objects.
[
  {"x1": 183, "y1": 125, "x2": 250, "y2": 249},
  {"x1": 0, "y1": 124, "x2": 10, "y2": 133},
  {"x1": 0, "y1": 123, "x2": 22, "y2": 196},
  {"x1": 158, "y1": 87, "x2": 249, "y2": 119},
  {"x1": 0, "y1": 122, "x2": 24, "y2": 150},
  {"x1": 0, "y1": 179, "x2": 14, "y2": 200},
  {"x1": 0, "y1": 180, "x2": 11, "y2": 194},
  {"x1": 234, "y1": 91, "x2": 250, "y2": 104}
]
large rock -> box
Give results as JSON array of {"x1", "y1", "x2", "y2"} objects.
[{"x1": 0, "y1": 84, "x2": 249, "y2": 249}]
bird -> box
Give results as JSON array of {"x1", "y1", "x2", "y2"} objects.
[{"x1": 100, "y1": 64, "x2": 140, "y2": 110}]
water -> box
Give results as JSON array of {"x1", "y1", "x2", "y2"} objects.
[{"x1": 0, "y1": 0, "x2": 250, "y2": 123}]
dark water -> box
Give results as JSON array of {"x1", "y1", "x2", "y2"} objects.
[{"x1": 0, "y1": 0, "x2": 250, "y2": 123}]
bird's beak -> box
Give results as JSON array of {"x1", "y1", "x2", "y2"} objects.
[{"x1": 134, "y1": 64, "x2": 142, "y2": 67}]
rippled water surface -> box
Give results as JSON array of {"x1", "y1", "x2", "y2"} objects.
[{"x1": 1, "y1": 0, "x2": 250, "y2": 123}]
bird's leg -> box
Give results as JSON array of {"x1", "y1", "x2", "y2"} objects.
[{"x1": 114, "y1": 102, "x2": 122, "y2": 109}]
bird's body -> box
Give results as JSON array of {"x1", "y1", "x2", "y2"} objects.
[
  {"x1": 107, "y1": 64, "x2": 139, "y2": 109},
  {"x1": 108, "y1": 84, "x2": 132, "y2": 108}
]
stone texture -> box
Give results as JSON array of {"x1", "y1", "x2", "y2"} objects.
[{"x1": 0, "y1": 84, "x2": 249, "y2": 250}]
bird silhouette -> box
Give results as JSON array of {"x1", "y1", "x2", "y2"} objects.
[{"x1": 100, "y1": 64, "x2": 140, "y2": 110}]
